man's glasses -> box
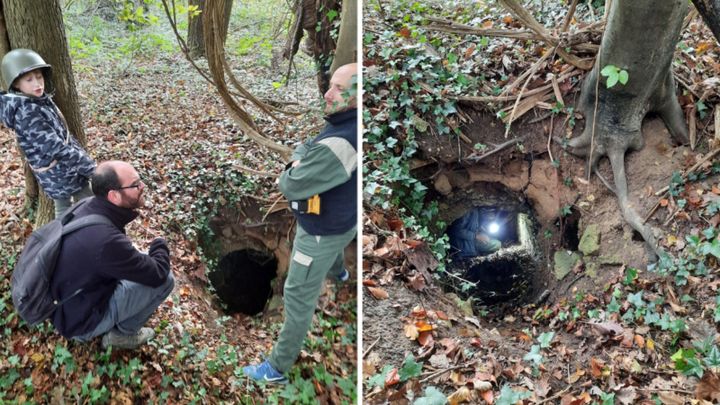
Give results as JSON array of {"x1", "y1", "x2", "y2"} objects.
[{"x1": 115, "y1": 179, "x2": 143, "y2": 191}]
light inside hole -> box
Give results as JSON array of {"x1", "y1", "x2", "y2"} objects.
[{"x1": 488, "y1": 221, "x2": 500, "y2": 235}]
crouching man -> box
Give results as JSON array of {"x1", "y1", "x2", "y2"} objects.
[
  {"x1": 243, "y1": 63, "x2": 358, "y2": 383},
  {"x1": 50, "y1": 160, "x2": 174, "y2": 349}
]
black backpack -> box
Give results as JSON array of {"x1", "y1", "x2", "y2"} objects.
[{"x1": 11, "y1": 199, "x2": 112, "y2": 326}]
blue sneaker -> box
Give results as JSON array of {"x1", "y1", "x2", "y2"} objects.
[
  {"x1": 243, "y1": 360, "x2": 288, "y2": 384},
  {"x1": 337, "y1": 268, "x2": 350, "y2": 282}
]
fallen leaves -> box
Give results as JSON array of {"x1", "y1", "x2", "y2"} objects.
[{"x1": 367, "y1": 286, "x2": 390, "y2": 300}]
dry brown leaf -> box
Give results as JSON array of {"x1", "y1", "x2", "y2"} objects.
[
  {"x1": 590, "y1": 358, "x2": 606, "y2": 378},
  {"x1": 657, "y1": 391, "x2": 685, "y2": 405},
  {"x1": 480, "y1": 389, "x2": 494, "y2": 404},
  {"x1": 567, "y1": 368, "x2": 585, "y2": 384},
  {"x1": 362, "y1": 279, "x2": 377, "y2": 287},
  {"x1": 367, "y1": 286, "x2": 389, "y2": 300},
  {"x1": 404, "y1": 323, "x2": 419, "y2": 340},
  {"x1": 588, "y1": 321, "x2": 624, "y2": 336},
  {"x1": 696, "y1": 370, "x2": 720, "y2": 401},
  {"x1": 448, "y1": 386, "x2": 473, "y2": 405},
  {"x1": 418, "y1": 330, "x2": 434, "y2": 347}
]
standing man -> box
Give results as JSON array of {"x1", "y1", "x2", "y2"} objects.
[
  {"x1": 50, "y1": 160, "x2": 174, "y2": 349},
  {"x1": 243, "y1": 63, "x2": 358, "y2": 383}
]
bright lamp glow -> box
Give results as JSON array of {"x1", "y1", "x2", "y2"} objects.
[{"x1": 488, "y1": 222, "x2": 500, "y2": 235}]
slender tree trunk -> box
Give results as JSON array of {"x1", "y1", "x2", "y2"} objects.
[
  {"x1": 329, "y1": 0, "x2": 356, "y2": 74},
  {"x1": 692, "y1": 0, "x2": 720, "y2": 42},
  {"x1": 188, "y1": 0, "x2": 206, "y2": 58},
  {"x1": 3, "y1": 0, "x2": 87, "y2": 227},
  {"x1": 314, "y1": 0, "x2": 340, "y2": 94},
  {"x1": 189, "y1": 0, "x2": 232, "y2": 59}
]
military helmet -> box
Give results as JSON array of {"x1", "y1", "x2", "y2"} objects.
[{"x1": 1, "y1": 49, "x2": 51, "y2": 91}]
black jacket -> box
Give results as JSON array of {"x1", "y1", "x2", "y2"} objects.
[{"x1": 50, "y1": 197, "x2": 171, "y2": 338}]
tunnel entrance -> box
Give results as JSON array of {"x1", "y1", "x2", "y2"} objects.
[
  {"x1": 442, "y1": 202, "x2": 540, "y2": 306},
  {"x1": 209, "y1": 249, "x2": 278, "y2": 315}
]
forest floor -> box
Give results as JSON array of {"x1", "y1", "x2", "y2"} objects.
[
  {"x1": 363, "y1": 1, "x2": 720, "y2": 404},
  {"x1": 0, "y1": 2, "x2": 357, "y2": 404}
]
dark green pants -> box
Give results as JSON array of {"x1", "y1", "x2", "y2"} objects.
[{"x1": 269, "y1": 224, "x2": 356, "y2": 372}]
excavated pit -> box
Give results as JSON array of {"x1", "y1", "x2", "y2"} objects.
[
  {"x1": 209, "y1": 249, "x2": 278, "y2": 315},
  {"x1": 199, "y1": 198, "x2": 295, "y2": 316},
  {"x1": 434, "y1": 183, "x2": 543, "y2": 307}
]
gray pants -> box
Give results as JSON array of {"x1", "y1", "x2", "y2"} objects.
[
  {"x1": 73, "y1": 272, "x2": 175, "y2": 341},
  {"x1": 269, "y1": 225, "x2": 356, "y2": 372},
  {"x1": 53, "y1": 183, "x2": 94, "y2": 219}
]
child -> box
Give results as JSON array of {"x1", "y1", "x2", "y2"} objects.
[{"x1": 0, "y1": 49, "x2": 95, "y2": 218}]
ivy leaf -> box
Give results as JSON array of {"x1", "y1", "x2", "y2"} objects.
[
  {"x1": 704, "y1": 346, "x2": 720, "y2": 368},
  {"x1": 496, "y1": 385, "x2": 533, "y2": 405},
  {"x1": 623, "y1": 267, "x2": 638, "y2": 285},
  {"x1": 617, "y1": 69, "x2": 629, "y2": 85},
  {"x1": 607, "y1": 296, "x2": 620, "y2": 313},
  {"x1": 538, "y1": 332, "x2": 555, "y2": 349},
  {"x1": 413, "y1": 386, "x2": 448, "y2": 405},
  {"x1": 367, "y1": 364, "x2": 393, "y2": 389},
  {"x1": 523, "y1": 345, "x2": 543, "y2": 365},
  {"x1": 627, "y1": 291, "x2": 645, "y2": 308},
  {"x1": 399, "y1": 355, "x2": 423, "y2": 381}
]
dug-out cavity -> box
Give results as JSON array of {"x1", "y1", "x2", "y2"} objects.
[
  {"x1": 199, "y1": 198, "x2": 294, "y2": 316},
  {"x1": 437, "y1": 184, "x2": 543, "y2": 307}
]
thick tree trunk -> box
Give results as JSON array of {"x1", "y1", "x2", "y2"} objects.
[
  {"x1": 692, "y1": 0, "x2": 720, "y2": 42},
  {"x1": 3, "y1": 0, "x2": 86, "y2": 227},
  {"x1": 188, "y1": 0, "x2": 232, "y2": 59},
  {"x1": 329, "y1": 0, "x2": 357, "y2": 74},
  {"x1": 566, "y1": 0, "x2": 688, "y2": 258}
]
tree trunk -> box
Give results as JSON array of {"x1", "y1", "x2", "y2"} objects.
[
  {"x1": 314, "y1": 0, "x2": 340, "y2": 94},
  {"x1": 3, "y1": 0, "x2": 87, "y2": 227},
  {"x1": 566, "y1": 0, "x2": 688, "y2": 258},
  {"x1": 329, "y1": 0, "x2": 356, "y2": 74},
  {"x1": 692, "y1": 0, "x2": 720, "y2": 42},
  {"x1": 189, "y1": 0, "x2": 232, "y2": 59},
  {"x1": 188, "y1": 0, "x2": 206, "y2": 58}
]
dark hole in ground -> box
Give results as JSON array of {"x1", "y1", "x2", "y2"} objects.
[
  {"x1": 464, "y1": 257, "x2": 530, "y2": 305},
  {"x1": 559, "y1": 209, "x2": 580, "y2": 250},
  {"x1": 444, "y1": 206, "x2": 537, "y2": 306},
  {"x1": 209, "y1": 249, "x2": 277, "y2": 315},
  {"x1": 632, "y1": 230, "x2": 644, "y2": 242}
]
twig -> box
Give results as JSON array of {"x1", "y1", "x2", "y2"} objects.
[
  {"x1": 636, "y1": 388, "x2": 695, "y2": 395},
  {"x1": 587, "y1": 54, "x2": 600, "y2": 182},
  {"x1": 560, "y1": 0, "x2": 580, "y2": 33},
  {"x1": 363, "y1": 337, "x2": 381, "y2": 358},
  {"x1": 456, "y1": 68, "x2": 580, "y2": 104},
  {"x1": 419, "y1": 359, "x2": 481, "y2": 384},
  {"x1": 232, "y1": 164, "x2": 280, "y2": 178},
  {"x1": 547, "y1": 113, "x2": 555, "y2": 163},
  {"x1": 504, "y1": 48, "x2": 554, "y2": 138},
  {"x1": 537, "y1": 385, "x2": 572, "y2": 404},
  {"x1": 262, "y1": 194, "x2": 286, "y2": 222},
  {"x1": 465, "y1": 135, "x2": 528, "y2": 163}
]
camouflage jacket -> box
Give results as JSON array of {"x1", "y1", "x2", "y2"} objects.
[{"x1": 0, "y1": 92, "x2": 95, "y2": 199}]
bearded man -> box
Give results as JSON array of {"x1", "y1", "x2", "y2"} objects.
[
  {"x1": 243, "y1": 63, "x2": 358, "y2": 383},
  {"x1": 50, "y1": 160, "x2": 174, "y2": 350}
]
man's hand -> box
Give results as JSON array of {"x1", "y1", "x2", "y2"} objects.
[
  {"x1": 291, "y1": 160, "x2": 300, "y2": 168},
  {"x1": 476, "y1": 233, "x2": 490, "y2": 243}
]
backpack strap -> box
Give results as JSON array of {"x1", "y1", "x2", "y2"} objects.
[
  {"x1": 56, "y1": 213, "x2": 114, "y2": 305},
  {"x1": 62, "y1": 214, "x2": 114, "y2": 236}
]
